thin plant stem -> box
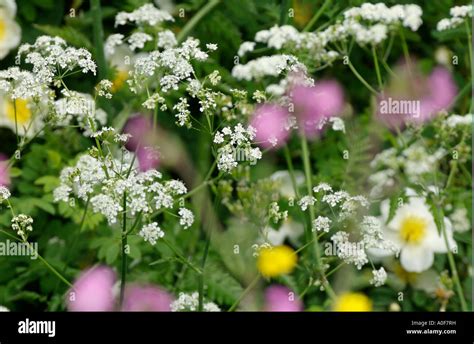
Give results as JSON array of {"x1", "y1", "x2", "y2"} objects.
[
  {"x1": 303, "y1": 0, "x2": 332, "y2": 32},
  {"x1": 162, "y1": 237, "x2": 202, "y2": 274},
  {"x1": 347, "y1": 60, "x2": 378, "y2": 95},
  {"x1": 279, "y1": 0, "x2": 290, "y2": 25},
  {"x1": 119, "y1": 191, "x2": 127, "y2": 307},
  {"x1": 300, "y1": 134, "x2": 336, "y2": 301},
  {"x1": 90, "y1": 0, "x2": 107, "y2": 79},
  {"x1": 198, "y1": 230, "x2": 211, "y2": 311},
  {"x1": 228, "y1": 275, "x2": 260, "y2": 312},
  {"x1": 372, "y1": 45, "x2": 383, "y2": 91},
  {"x1": 283, "y1": 145, "x2": 300, "y2": 198},
  {"x1": 177, "y1": 0, "x2": 221, "y2": 43}
]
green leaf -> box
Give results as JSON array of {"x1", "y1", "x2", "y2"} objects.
[
  {"x1": 105, "y1": 244, "x2": 120, "y2": 265},
  {"x1": 34, "y1": 175, "x2": 60, "y2": 193}
]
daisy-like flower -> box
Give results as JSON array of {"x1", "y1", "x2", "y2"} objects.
[
  {"x1": 372, "y1": 196, "x2": 456, "y2": 273},
  {"x1": 0, "y1": 0, "x2": 21, "y2": 59}
]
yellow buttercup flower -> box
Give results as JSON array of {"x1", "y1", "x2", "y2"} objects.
[
  {"x1": 111, "y1": 69, "x2": 129, "y2": 92},
  {"x1": 257, "y1": 245, "x2": 297, "y2": 278},
  {"x1": 5, "y1": 98, "x2": 32, "y2": 126},
  {"x1": 333, "y1": 292, "x2": 373, "y2": 312}
]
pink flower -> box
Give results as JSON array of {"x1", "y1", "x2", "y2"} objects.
[
  {"x1": 377, "y1": 64, "x2": 457, "y2": 128},
  {"x1": 291, "y1": 80, "x2": 344, "y2": 138},
  {"x1": 121, "y1": 285, "x2": 173, "y2": 311},
  {"x1": 123, "y1": 114, "x2": 154, "y2": 151},
  {"x1": 264, "y1": 285, "x2": 303, "y2": 312},
  {"x1": 67, "y1": 266, "x2": 116, "y2": 311},
  {"x1": 251, "y1": 104, "x2": 290, "y2": 149},
  {"x1": 136, "y1": 146, "x2": 160, "y2": 171},
  {"x1": 0, "y1": 154, "x2": 10, "y2": 187}
]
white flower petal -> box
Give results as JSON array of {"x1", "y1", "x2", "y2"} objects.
[{"x1": 400, "y1": 245, "x2": 434, "y2": 273}]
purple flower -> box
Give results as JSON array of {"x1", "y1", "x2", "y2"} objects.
[
  {"x1": 123, "y1": 114, "x2": 154, "y2": 151},
  {"x1": 136, "y1": 146, "x2": 160, "y2": 171},
  {"x1": 377, "y1": 64, "x2": 457, "y2": 128},
  {"x1": 121, "y1": 285, "x2": 173, "y2": 311},
  {"x1": 291, "y1": 80, "x2": 344, "y2": 138},
  {"x1": 67, "y1": 266, "x2": 116, "y2": 311},
  {"x1": 0, "y1": 154, "x2": 10, "y2": 187},
  {"x1": 264, "y1": 285, "x2": 303, "y2": 312},
  {"x1": 251, "y1": 104, "x2": 290, "y2": 149}
]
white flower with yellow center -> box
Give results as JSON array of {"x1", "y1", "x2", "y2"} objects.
[
  {"x1": 374, "y1": 196, "x2": 456, "y2": 273},
  {"x1": 0, "y1": 96, "x2": 43, "y2": 137},
  {"x1": 0, "y1": 0, "x2": 21, "y2": 59}
]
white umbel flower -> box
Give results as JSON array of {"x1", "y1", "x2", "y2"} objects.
[
  {"x1": 0, "y1": 185, "x2": 10, "y2": 202},
  {"x1": 170, "y1": 292, "x2": 220, "y2": 312},
  {"x1": 139, "y1": 222, "x2": 164, "y2": 245},
  {"x1": 178, "y1": 208, "x2": 194, "y2": 229},
  {"x1": 370, "y1": 267, "x2": 387, "y2": 287}
]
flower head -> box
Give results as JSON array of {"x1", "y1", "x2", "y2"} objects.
[
  {"x1": 333, "y1": 292, "x2": 372, "y2": 312},
  {"x1": 264, "y1": 285, "x2": 302, "y2": 312},
  {"x1": 257, "y1": 245, "x2": 297, "y2": 278},
  {"x1": 67, "y1": 266, "x2": 116, "y2": 311},
  {"x1": 121, "y1": 285, "x2": 173, "y2": 311}
]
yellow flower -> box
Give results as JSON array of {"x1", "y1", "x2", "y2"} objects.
[
  {"x1": 333, "y1": 292, "x2": 373, "y2": 312},
  {"x1": 5, "y1": 98, "x2": 31, "y2": 126},
  {"x1": 111, "y1": 69, "x2": 129, "y2": 92},
  {"x1": 257, "y1": 245, "x2": 297, "y2": 278}
]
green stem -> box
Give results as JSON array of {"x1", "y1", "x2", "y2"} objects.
[
  {"x1": 439, "y1": 207, "x2": 468, "y2": 311},
  {"x1": 399, "y1": 30, "x2": 412, "y2": 73},
  {"x1": 119, "y1": 191, "x2": 127, "y2": 307},
  {"x1": 13, "y1": 99, "x2": 19, "y2": 145},
  {"x1": 26, "y1": 241, "x2": 73, "y2": 288},
  {"x1": 90, "y1": 0, "x2": 107, "y2": 80},
  {"x1": 162, "y1": 237, "x2": 202, "y2": 274},
  {"x1": 347, "y1": 60, "x2": 378, "y2": 95},
  {"x1": 372, "y1": 45, "x2": 383, "y2": 91},
  {"x1": 283, "y1": 145, "x2": 300, "y2": 198},
  {"x1": 465, "y1": 20, "x2": 473, "y2": 112},
  {"x1": 300, "y1": 134, "x2": 336, "y2": 301},
  {"x1": 228, "y1": 275, "x2": 260, "y2": 312},
  {"x1": 177, "y1": 0, "x2": 221, "y2": 43},
  {"x1": 198, "y1": 231, "x2": 211, "y2": 311},
  {"x1": 279, "y1": 0, "x2": 290, "y2": 25},
  {"x1": 303, "y1": 0, "x2": 332, "y2": 32}
]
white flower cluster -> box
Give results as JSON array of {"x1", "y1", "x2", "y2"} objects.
[
  {"x1": 0, "y1": 186, "x2": 11, "y2": 203},
  {"x1": 0, "y1": 67, "x2": 49, "y2": 100},
  {"x1": 297, "y1": 195, "x2": 316, "y2": 211},
  {"x1": 170, "y1": 292, "x2": 221, "y2": 312},
  {"x1": 445, "y1": 113, "x2": 473, "y2": 128},
  {"x1": 178, "y1": 208, "x2": 194, "y2": 229},
  {"x1": 360, "y1": 216, "x2": 398, "y2": 254},
  {"x1": 312, "y1": 216, "x2": 331, "y2": 232},
  {"x1": 213, "y1": 124, "x2": 262, "y2": 172},
  {"x1": 53, "y1": 149, "x2": 193, "y2": 236},
  {"x1": 268, "y1": 202, "x2": 288, "y2": 223},
  {"x1": 437, "y1": 5, "x2": 472, "y2": 31},
  {"x1": 370, "y1": 267, "x2": 387, "y2": 287},
  {"x1": 139, "y1": 222, "x2": 164, "y2": 245},
  {"x1": 331, "y1": 231, "x2": 368, "y2": 270},
  {"x1": 11, "y1": 214, "x2": 33, "y2": 240},
  {"x1": 96, "y1": 79, "x2": 113, "y2": 99},
  {"x1": 54, "y1": 90, "x2": 107, "y2": 136},
  {"x1": 449, "y1": 208, "x2": 471, "y2": 233},
  {"x1": 115, "y1": 4, "x2": 174, "y2": 27},
  {"x1": 232, "y1": 54, "x2": 305, "y2": 81},
  {"x1": 128, "y1": 37, "x2": 212, "y2": 93},
  {"x1": 320, "y1": 3, "x2": 422, "y2": 46},
  {"x1": 18, "y1": 36, "x2": 96, "y2": 85},
  {"x1": 369, "y1": 142, "x2": 446, "y2": 196}
]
